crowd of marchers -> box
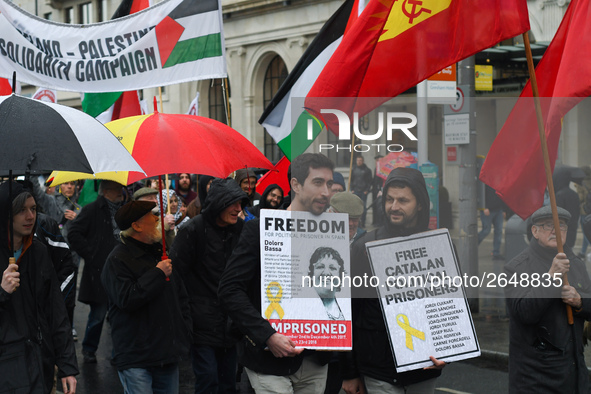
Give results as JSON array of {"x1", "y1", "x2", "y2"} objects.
[{"x1": 1, "y1": 154, "x2": 591, "y2": 394}]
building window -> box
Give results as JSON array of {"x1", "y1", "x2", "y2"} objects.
[
  {"x1": 65, "y1": 7, "x2": 74, "y2": 24},
  {"x1": 44, "y1": 12, "x2": 52, "y2": 20},
  {"x1": 326, "y1": 130, "x2": 352, "y2": 167},
  {"x1": 98, "y1": 0, "x2": 108, "y2": 22},
  {"x1": 208, "y1": 79, "x2": 229, "y2": 124},
  {"x1": 80, "y1": 2, "x2": 93, "y2": 24},
  {"x1": 263, "y1": 56, "x2": 288, "y2": 163}
]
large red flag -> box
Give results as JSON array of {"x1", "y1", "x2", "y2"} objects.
[
  {"x1": 306, "y1": 0, "x2": 530, "y2": 121},
  {"x1": 480, "y1": 0, "x2": 590, "y2": 219}
]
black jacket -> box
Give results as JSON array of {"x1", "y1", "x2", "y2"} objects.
[
  {"x1": 68, "y1": 195, "x2": 120, "y2": 304},
  {"x1": 219, "y1": 217, "x2": 331, "y2": 376},
  {"x1": 101, "y1": 236, "x2": 191, "y2": 370},
  {"x1": 350, "y1": 163, "x2": 373, "y2": 194},
  {"x1": 0, "y1": 182, "x2": 78, "y2": 392},
  {"x1": 504, "y1": 240, "x2": 591, "y2": 393},
  {"x1": 171, "y1": 178, "x2": 248, "y2": 348},
  {"x1": 344, "y1": 168, "x2": 442, "y2": 386}
]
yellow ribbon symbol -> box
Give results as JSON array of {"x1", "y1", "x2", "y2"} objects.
[
  {"x1": 265, "y1": 281, "x2": 285, "y2": 319},
  {"x1": 397, "y1": 314, "x2": 425, "y2": 351}
]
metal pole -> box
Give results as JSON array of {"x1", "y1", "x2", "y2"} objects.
[
  {"x1": 417, "y1": 80, "x2": 428, "y2": 165},
  {"x1": 457, "y1": 57, "x2": 479, "y2": 312}
]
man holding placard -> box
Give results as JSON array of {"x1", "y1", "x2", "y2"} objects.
[
  {"x1": 219, "y1": 153, "x2": 336, "y2": 393},
  {"x1": 343, "y1": 167, "x2": 446, "y2": 394}
]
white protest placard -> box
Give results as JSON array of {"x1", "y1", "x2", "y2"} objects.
[
  {"x1": 260, "y1": 209, "x2": 351, "y2": 350},
  {"x1": 365, "y1": 228, "x2": 480, "y2": 372}
]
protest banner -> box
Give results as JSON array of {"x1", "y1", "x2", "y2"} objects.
[
  {"x1": 366, "y1": 228, "x2": 480, "y2": 372},
  {"x1": 0, "y1": 0, "x2": 226, "y2": 92},
  {"x1": 260, "y1": 209, "x2": 351, "y2": 350}
]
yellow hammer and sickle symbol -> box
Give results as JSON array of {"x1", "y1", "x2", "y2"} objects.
[
  {"x1": 402, "y1": 0, "x2": 432, "y2": 24},
  {"x1": 397, "y1": 314, "x2": 425, "y2": 351},
  {"x1": 265, "y1": 281, "x2": 285, "y2": 319}
]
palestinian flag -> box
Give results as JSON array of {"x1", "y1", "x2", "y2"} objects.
[
  {"x1": 155, "y1": 0, "x2": 223, "y2": 69},
  {"x1": 81, "y1": 0, "x2": 150, "y2": 120},
  {"x1": 258, "y1": 0, "x2": 356, "y2": 160}
]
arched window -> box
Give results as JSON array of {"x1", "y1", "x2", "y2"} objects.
[
  {"x1": 263, "y1": 56, "x2": 288, "y2": 163},
  {"x1": 209, "y1": 79, "x2": 230, "y2": 124}
]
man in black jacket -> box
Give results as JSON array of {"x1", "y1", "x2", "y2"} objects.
[
  {"x1": 68, "y1": 180, "x2": 125, "y2": 363},
  {"x1": 102, "y1": 200, "x2": 191, "y2": 394},
  {"x1": 248, "y1": 184, "x2": 283, "y2": 218},
  {"x1": 505, "y1": 205, "x2": 591, "y2": 393},
  {"x1": 0, "y1": 181, "x2": 78, "y2": 393},
  {"x1": 170, "y1": 178, "x2": 249, "y2": 393},
  {"x1": 350, "y1": 155, "x2": 372, "y2": 227},
  {"x1": 219, "y1": 153, "x2": 335, "y2": 393},
  {"x1": 343, "y1": 167, "x2": 445, "y2": 394}
]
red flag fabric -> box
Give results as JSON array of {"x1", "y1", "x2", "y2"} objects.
[
  {"x1": 0, "y1": 78, "x2": 11, "y2": 95},
  {"x1": 112, "y1": 91, "x2": 143, "y2": 120},
  {"x1": 480, "y1": 0, "x2": 590, "y2": 219},
  {"x1": 306, "y1": 0, "x2": 530, "y2": 121},
  {"x1": 257, "y1": 156, "x2": 291, "y2": 198}
]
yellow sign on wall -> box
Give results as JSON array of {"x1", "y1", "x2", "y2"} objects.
[{"x1": 475, "y1": 65, "x2": 493, "y2": 91}]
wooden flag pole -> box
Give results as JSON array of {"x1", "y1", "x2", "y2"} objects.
[
  {"x1": 347, "y1": 133, "x2": 355, "y2": 191},
  {"x1": 523, "y1": 31, "x2": 573, "y2": 324}
]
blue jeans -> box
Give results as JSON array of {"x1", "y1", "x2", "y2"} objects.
[
  {"x1": 118, "y1": 364, "x2": 179, "y2": 394},
  {"x1": 191, "y1": 344, "x2": 237, "y2": 394},
  {"x1": 478, "y1": 209, "x2": 504, "y2": 256},
  {"x1": 82, "y1": 301, "x2": 108, "y2": 354}
]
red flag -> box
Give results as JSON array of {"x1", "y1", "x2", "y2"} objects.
[
  {"x1": 306, "y1": 0, "x2": 530, "y2": 122},
  {"x1": 480, "y1": 0, "x2": 590, "y2": 219},
  {"x1": 257, "y1": 156, "x2": 291, "y2": 198}
]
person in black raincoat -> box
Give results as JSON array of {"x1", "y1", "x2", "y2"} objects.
[
  {"x1": 505, "y1": 205, "x2": 591, "y2": 393},
  {"x1": 0, "y1": 181, "x2": 78, "y2": 393},
  {"x1": 170, "y1": 178, "x2": 249, "y2": 393},
  {"x1": 342, "y1": 167, "x2": 445, "y2": 393},
  {"x1": 101, "y1": 200, "x2": 192, "y2": 393}
]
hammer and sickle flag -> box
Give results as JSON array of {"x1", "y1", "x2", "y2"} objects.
[
  {"x1": 306, "y1": 0, "x2": 530, "y2": 121},
  {"x1": 265, "y1": 281, "x2": 285, "y2": 319},
  {"x1": 397, "y1": 314, "x2": 425, "y2": 351}
]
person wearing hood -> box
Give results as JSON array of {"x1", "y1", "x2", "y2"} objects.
[
  {"x1": 0, "y1": 181, "x2": 78, "y2": 393},
  {"x1": 342, "y1": 167, "x2": 445, "y2": 394},
  {"x1": 247, "y1": 184, "x2": 283, "y2": 218},
  {"x1": 175, "y1": 173, "x2": 198, "y2": 205},
  {"x1": 235, "y1": 168, "x2": 261, "y2": 207},
  {"x1": 553, "y1": 166, "x2": 580, "y2": 249},
  {"x1": 170, "y1": 178, "x2": 249, "y2": 393}
]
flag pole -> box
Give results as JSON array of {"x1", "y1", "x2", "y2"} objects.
[
  {"x1": 347, "y1": 134, "x2": 355, "y2": 191},
  {"x1": 223, "y1": 78, "x2": 232, "y2": 127},
  {"x1": 523, "y1": 31, "x2": 573, "y2": 324}
]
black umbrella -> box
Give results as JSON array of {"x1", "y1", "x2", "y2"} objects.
[{"x1": 0, "y1": 73, "x2": 143, "y2": 256}]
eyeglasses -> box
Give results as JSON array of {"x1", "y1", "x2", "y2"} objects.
[{"x1": 535, "y1": 222, "x2": 567, "y2": 231}]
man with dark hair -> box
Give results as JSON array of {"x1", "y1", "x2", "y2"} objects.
[
  {"x1": 248, "y1": 184, "x2": 283, "y2": 218},
  {"x1": 219, "y1": 153, "x2": 334, "y2": 393},
  {"x1": 170, "y1": 179, "x2": 249, "y2": 393},
  {"x1": 0, "y1": 181, "x2": 78, "y2": 393},
  {"x1": 343, "y1": 167, "x2": 445, "y2": 394},
  {"x1": 68, "y1": 180, "x2": 125, "y2": 364},
  {"x1": 505, "y1": 205, "x2": 591, "y2": 393},
  {"x1": 102, "y1": 200, "x2": 191, "y2": 394},
  {"x1": 175, "y1": 173, "x2": 198, "y2": 205}
]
